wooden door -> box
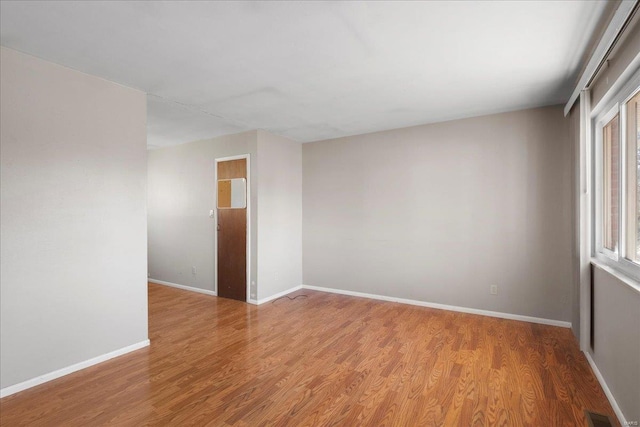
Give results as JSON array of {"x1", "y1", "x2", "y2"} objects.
[{"x1": 217, "y1": 158, "x2": 247, "y2": 301}]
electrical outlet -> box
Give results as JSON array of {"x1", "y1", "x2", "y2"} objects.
[
  {"x1": 490, "y1": 285, "x2": 498, "y2": 295},
  {"x1": 192, "y1": 266, "x2": 196, "y2": 275}
]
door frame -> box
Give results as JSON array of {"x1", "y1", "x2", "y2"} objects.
[{"x1": 214, "y1": 154, "x2": 251, "y2": 302}]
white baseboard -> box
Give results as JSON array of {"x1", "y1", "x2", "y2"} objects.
[
  {"x1": 149, "y1": 280, "x2": 571, "y2": 328},
  {"x1": 255, "y1": 285, "x2": 303, "y2": 305},
  {"x1": 0, "y1": 339, "x2": 150, "y2": 399},
  {"x1": 149, "y1": 278, "x2": 217, "y2": 296},
  {"x1": 585, "y1": 351, "x2": 627, "y2": 426},
  {"x1": 301, "y1": 285, "x2": 572, "y2": 328}
]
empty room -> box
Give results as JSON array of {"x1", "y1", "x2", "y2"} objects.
[{"x1": 1, "y1": 1, "x2": 639, "y2": 426}]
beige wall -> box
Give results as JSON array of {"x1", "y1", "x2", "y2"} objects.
[
  {"x1": 147, "y1": 129, "x2": 302, "y2": 302},
  {"x1": 584, "y1": 14, "x2": 640, "y2": 423},
  {"x1": 591, "y1": 265, "x2": 640, "y2": 423},
  {"x1": 147, "y1": 131, "x2": 259, "y2": 297},
  {"x1": 569, "y1": 101, "x2": 581, "y2": 339},
  {"x1": 257, "y1": 130, "x2": 302, "y2": 300},
  {"x1": 591, "y1": 11, "x2": 640, "y2": 110},
  {"x1": 0, "y1": 47, "x2": 148, "y2": 389},
  {"x1": 303, "y1": 105, "x2": 573, "y2": 322}
]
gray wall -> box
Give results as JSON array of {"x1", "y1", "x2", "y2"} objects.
[
  {"x1": 303, "y1": 105, "x2": 573, "y2": 322},
  {"x1": 257, "y1": 130, "x2": 303, "y2": 300},
  {"x1": 147, "y1": 131, "x2": 259, "y2": 298},
  {"x1": 569, "y1": 102, "x2": 582, "y2": 339},
  {"x1": 0, "y1": 47, "x2": 148, "y2": 389},
  {"x1": 147, "y1": 130, "x2": 303, "y2": 302},
  {"x1": 591, "y1": 265, "x2": 640, "y2": 423},
  {"x1": 585, "y1": 14, "x2": 640, "y2": 423},
  {"x1": 591, "y1": 10, "x2": 640, "y2": 110}
]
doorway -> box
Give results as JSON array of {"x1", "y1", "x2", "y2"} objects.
[{"x1": 215, "y1": 155, "x2": 250, "y2": 302}]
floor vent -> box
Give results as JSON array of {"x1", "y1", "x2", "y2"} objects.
[{"x1": 585, "y1": 410, "x2": 613, "y2": 427}]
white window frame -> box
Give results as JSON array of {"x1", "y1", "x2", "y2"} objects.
[
  {"x1": 592, "y1": 68, "x2": 640, "y2": 281},
  {"x1": 594, "y1": 104, "x2": 620, "y2": 261}
]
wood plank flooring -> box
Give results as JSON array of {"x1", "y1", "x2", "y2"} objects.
[{"x1": 0, "y1": 283, "x2": 618, "y2": 426}]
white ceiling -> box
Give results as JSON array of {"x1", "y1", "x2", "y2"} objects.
[{"x1": 1, "y1": 1, "x2": 609, "y2": 146}]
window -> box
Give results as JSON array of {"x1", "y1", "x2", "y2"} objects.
[
  {"x1": 595, "y1": 81, "x2": 640, "y2": 278},
  {"x1": 625, "y1": 91, "x2": 640, "y2": 262},
  {"x1": 602, "y1": 113, "x2": 619, "y2": 253}
]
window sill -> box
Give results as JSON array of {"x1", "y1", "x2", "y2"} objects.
[{"x1": 590, "y1": 258, "x2": 640, "y2": 295}]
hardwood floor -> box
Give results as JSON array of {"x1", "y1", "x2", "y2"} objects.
[{"x1": 1, "y1": 283, "x2": 618, "y2": 426}]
